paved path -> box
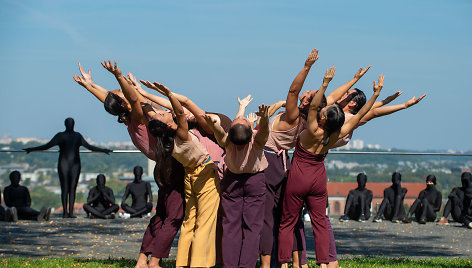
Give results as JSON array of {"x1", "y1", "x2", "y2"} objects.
[{"x1": 1, "y1": 215, "x2": 471, "y2": 260}]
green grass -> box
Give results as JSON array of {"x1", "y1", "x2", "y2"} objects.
[{"x1": 0, "y1": 257, "x2": 471, "y2": 267}]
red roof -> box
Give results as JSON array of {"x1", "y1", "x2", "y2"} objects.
[{"x1": 328, "y1": 182, "x2": 425, "y2": 198}]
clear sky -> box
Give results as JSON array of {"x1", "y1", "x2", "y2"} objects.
[{"x1": 0, "y1": 0, "x2": 471, "y2": 151}]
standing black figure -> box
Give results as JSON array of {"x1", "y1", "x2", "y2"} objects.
[
  {"x1": 403, "y1": 175, "x2": 442, "y2": 224},
  {"x1": 339, "y1": 173, "x2": 373, "y2": 222},
  {"x1": 24, "y1": 117, "x2": 112, "y2": 218},
  {"x1": 373, "y1": 172, "x2": 408, "y2": 223},
  {"x1": 3, "y1": 171, "x2": 51, "y2": 221},
  {"x1": 121, "y1": 166, "x2": 153, "y2": 218}
]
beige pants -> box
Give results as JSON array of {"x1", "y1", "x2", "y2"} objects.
[{"x1": 176, "y1": 160, "x2": 220, "y2": 267}]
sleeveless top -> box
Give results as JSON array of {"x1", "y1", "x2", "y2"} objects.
[
  {"x1": 224, "y1": 133, "x2": 268, "y2": 174},
  {"x1": 126, "y1": 117, "x2": 157, "y2": 161},
  {"x1": 265, "y1": 113, "x2": 306, "y2": 153},
  {"x1": 191, "y1": 129, "x2": 225, "y2": 163},
  {"x1": 172, "y1": 132, "x2": 210, "y2": 169}
]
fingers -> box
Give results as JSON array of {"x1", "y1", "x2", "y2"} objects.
[
  {"x1": 416, "y1": 93, "x2": 426, "y2": 103},
  {"x1": 362, "y1": 65, "x2": 371, "y2": 74},
  {"x1": 78, "y1": 62, "x2": 85, "y2": 74}
]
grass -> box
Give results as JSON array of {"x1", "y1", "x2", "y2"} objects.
[{"x1": 0, "y1": 257, "x2": 471, "y2": 268}]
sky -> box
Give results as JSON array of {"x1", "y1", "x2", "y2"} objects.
[{"x1": 0, "y1": 0, "x2": 471, "y2": 151}]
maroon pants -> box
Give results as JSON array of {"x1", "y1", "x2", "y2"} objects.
[
  {"x1": 140, "y1": 184, "x2": 185, "y2": 258},
  {"x1": 278, "y1": 142, "x2": 329, "y2": 264}
]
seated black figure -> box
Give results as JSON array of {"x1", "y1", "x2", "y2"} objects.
[
  {"x1": 0, "y1": 189, "x2": 5, "y2": 221},
  {"x1": 403, "y1": 175, "x2": 442, "y2": 224},
  {"x1": 340, "y1": 173, "x2": 373, "y2": 222},
  {"x1": 437, "y1": 172, "x2": 471, "y2": 225},
  {"x1": 120, "y1": 166, "x2": 153, "y2": 218},
  {"x1": 459, "y1": 173, "x2": 472, "y2": 228},
  {"x1": 373, "y1": 172, "x2": 407, "y2": 223},
  {"x1": 83, "y1": 174, "x2": 119, "y2": 219},
  {"x1": 24, "y1": 117, "x2": 112, "y2": 218},
  {"x1": 3, "y1": 171, "x2": 51, "y2": 222}
]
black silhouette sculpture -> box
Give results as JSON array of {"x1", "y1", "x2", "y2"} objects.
[
  {"x1": 83, "y1": 174, "x2": 119, "y2": 219},
  {"x1": 403, "y1": 175, "x2": 442, "y2": 224},
  {"x1": 339, "y1": 173, "x2": 373, "y2": 222},
  {"x1": 24, "y1": 117, "x2": 112, "y2": 218},
  {"x1": 373, "y1": 172, "x2": 407, "y2": 223},
  {"x1": 3, "y1": 171, "x2": 51, "y2": 221},
  {"x1": 121, "y1": 166, "x2": 153, "y2": 218}
]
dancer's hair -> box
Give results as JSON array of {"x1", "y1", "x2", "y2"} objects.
[
  {"x1": 104, "y1": 92, "x2": 130, "y2": 123},
  {"x1": 350, "y1": 88, "x2": 366, "y2": 114},
  {"x1": 149, "y1": 119, "x2": 176, "y2": 187},
  {"x1": 321, "y1": 104, "x2": 345, "y2": 145},
  {"x1": 299, "y1": 93, "x2": 327, "y2": 119},
  {"x1": 228, "y1": 123, "x2": 253, "y2": 145}
]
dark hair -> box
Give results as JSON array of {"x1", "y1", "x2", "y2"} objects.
[
  {"x1": 299, "y1": 93, "x2": 327, "y2": 119},
  {"x1": 350, "y1": 88, "x2": 366, "y2": 114},
  {"x1": 426, "y1": 174, "x2": 437, "y2": 185},
  {"x1": 149, "y1": 119, "x2": 176, "y2": 187},
  {"x1": 9, "y1": 170, "x2": 21, "y2": 181},
  {"x1": 104, "y1": 92, "x2": 130, "y2": 123},
  {"x1": 321, "y1": 104, "x2": 345, "y2": 145},
  {"x1": 228, "y1": 123, "x2": 253, "y2": 146}
]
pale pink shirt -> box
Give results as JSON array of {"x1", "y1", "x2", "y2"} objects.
[
  {"x1": 126, "y1": 117, "x2": 157, "y2": 161},
  {"x1": 224, "y1": 133, "x2": 268, "y2": 174},
  {"x1": 265, "y1": 113, "x2": 306, "y2": 153},
  {"x1": 191, "y1": 129, "x2": 225, "y2": 163},
  {"x1": 172, "y1": 132, "x2": 210, "y2": 169},
  {"x1": 332, "y1": 113, "x2": 355, "y2": 149}
]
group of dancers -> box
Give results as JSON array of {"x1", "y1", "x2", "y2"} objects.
[{"x1": 72, "y1": 48, "x2": 426, "y2": 268}]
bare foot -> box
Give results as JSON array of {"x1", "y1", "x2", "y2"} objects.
[
  {"x1": 327, "y1": 261, "x2": 339, "y2": 268},
  {"x1": 135, "y1": 253, "x2": 148, "y2": 268},
  {"x1": 148, "y1": 257, "x2": 162, "y2": 268}
]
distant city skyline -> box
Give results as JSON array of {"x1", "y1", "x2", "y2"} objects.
[{"x1": 1, "y1": 0, "x2": 471, "y2": 151}]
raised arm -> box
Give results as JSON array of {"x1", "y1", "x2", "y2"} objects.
[
  {"x1": 80, "y1": 135, "x2": 112, "y2": 154},
  {"x1": 361, "y1": 94, "x2": 426, "y2": 123},
  {"x1": 306, "y1": 67, "x2": 336, "y2": 135},
  {"x1": 72, "y1": 62, "x2": 111, "y2": 103},
  {"x1": 326, "y1": 65, "x2": 371, "y2": 105},
  {"x1": 101, "y1": 60, "x2": 147, "y2": 124},
  {"x1": 254, "y1": 104, "x2": 270, "y2": 147},
  {"x1": 139, "y1": 79, "x2": 174, "y2": 110},
  {"x1": 235, "y1": 94, "x2": 253, "y2": 119},
  {"x1": 202, "y1": 114, "x2": 229, "y2": 148},
  {"x1": 371, "y1": 90, "x2": 403, "y2": 109},
  {"x1": 24, "y1": 134, "x2": 60, "y2": 153},
  {"x1": 338, "y1": 75, "x2": 383, "y2": 138},
  {"x1": 152, "y1": 82, "x2": 190, "y2": 141},
  {"x1": 285, "y1": 49, "x2": 319, "y2": 123}
]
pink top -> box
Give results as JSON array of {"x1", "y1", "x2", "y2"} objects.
[
  {"x1": 224, "y1": 133, "x2": 268, "y2": 174},
  {"x1": 191, "y1": 129, "x2": 225, "y2": 163},
  {"x1": 126, "y1": 117, "x2": 157, "y2": 161},
  {"x1": 172, "y1": 132, "x2": 210, "y2": 169},
  {"x1": 265, "y1": 113, "x2": 307, "y2": 153},
  {"x1": 332, "y1": 113, "x2": 355, "y2": 149}
]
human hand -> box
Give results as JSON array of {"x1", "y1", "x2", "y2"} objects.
[
  {"x1": 238, "y1": 94, "x2": 253, "y2": 108},
  {"x1": 246, "y1": 112, "x2": 257, "y2": 125},
  {"x1": 373, "y1": 74, "x2": 384, "y2": 95},
  {"x1": 23, "y1": 148, "x2": 31, "y2": 154},
  {"x1": 140, "y1": 80, "x2": 160, "y2": 92},
  {"x1": 104, "y1": 149, "x2": 113, "y2": 155},
  {"x1": 72, "y1": 75, "x2": 90, "y2": 87},
  {"x1": 280, "y1": 101, "x2": 286, "y2": 107},
  {"x1": 201, "y1": 114, "x2": 218, "y2": 126},
  {"x1": 255, "y1": 104, "x2": 269, "y2": 119},
  {"x1": 354, "y1": 65, "x2": 371, "y2": 80},
  {"x1": 152, "y1": 82, "x2": 172, "y2": 96},
  {"x1": 323, "y1": 66, "x2": 336, "y2": 84},
  {"x1": 127, "y1": 72, "x2": 143, "y2": 90},
  {"x1": 405, "y1": 94, "x2": 426, "y2": 108},
  {"x1": 305, "y1": 48, "x2": 320, "y2": 68},
  {"x1": 101, "y1": 60, "x2": 122, "y2": 77},
  {"x1": 78, "y1": 62, "x2": 93, "y2": 83}
]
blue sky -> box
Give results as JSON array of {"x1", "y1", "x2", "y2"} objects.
[{"x1": 0, "y1": 0, "x2": 471, "y2": 151}]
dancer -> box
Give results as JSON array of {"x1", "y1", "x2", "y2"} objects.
[
  {"x1": 97, "y1": 60, "x2": 186, "y2": 268},
  {"x1": 83, "y1": 174, "x2": 119, "y2": 219},
  {"x1": 202, "y1": 95, "x2": 270, "y2": 268},
  {"x1": 278, "y1": 66, "x2": 383, "y2": 267},
  {"x1": 403, "y1": 175, "x2": 442, "y2": 224},
  {"x1": 3, "y1": 171, "x2": 51, "y2": 221},
  {"x1": 148, "y1": 81, "x2": 220, "y2": 268},
  {"x1": 121, "y1": 166, "x2": 153, "y2": 218},
  {"x1": 438, "y1": 172, "x2": 471, "y2": 225},
  {"x1": 339, "y1": 173, "x2": 373, "y2": 222},
  {"x1": 23, "y1": 118, "x2": 111, "y2": 218},
  {"x1": 372, "y1": 172, "x2": 408, "y2": 223}
]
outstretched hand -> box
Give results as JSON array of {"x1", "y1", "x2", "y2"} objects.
[
  {"x1": 238, "y1": 94, "x2": 253, "y2": 108},
  {"x1": 305, "y1": 48, "x2": 320, "y2": 68},
  {"x1": 101, "y1": 60, "x2": 122, "y2": 76},
  {"x1": 323, "y1": 66, "x2": 336, "y2": 84},
  {"x1": 104, "y1": 149, "x2": 113, "y2": 155},
  {"x1": 201, "y1": 114, "x2": 218, "y2": 126},
  {"x1": 405, "y1": 94, "x2": 426, "y2": 108},
  {"x1": 255, "y1": 104, "x2": 269, "y2": 119},
  {"x1": 152, "y1": 82, "x2": 172, "y2": 96},
  {"x1": 72, "y1": 75, "x2": 88, "y2": 87},
  {"x1": 373, "y1": 74, "x2": 384, "y2": 94},
  {"x1": 354, "y1": 65, "x2": 371, "y2": 80},
  {"x1": 78, "y1": 62, "x2": 93, "y2": 83},
  {"x1": 246, "y1": 112, "x2": 257, "y2": 125},
  {"x1": 384, "y1": 90, "x2": 403, "y2": 103},
  {"x1": 140, "y1": 80, "x2": 160, "y2": 91},
  {"x1": 127, "y1": 73, "x2": 143, "y2": 90}
]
